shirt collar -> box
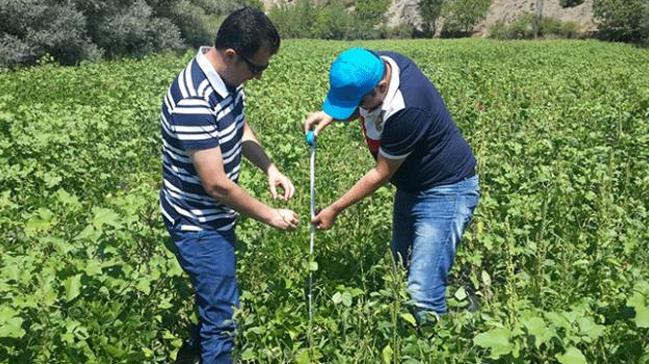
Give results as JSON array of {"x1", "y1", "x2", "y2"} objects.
[
  {"x1": 380, "y1": 56, "x2": 401, "y2": 114},
  {"x1": 196, "y1": 46, "x2": 230, "y2": 98}
]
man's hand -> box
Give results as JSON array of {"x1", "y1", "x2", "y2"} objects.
[
  {"x1": 303, "y1": 111, "x2": 334, "y2": 136},
  {"x1": 311, "y1": 205, "x2": 339, "y2": 230},
  {"x1": 269, "y1": 208, "x2": 299, "y2": 230},
  {"x1": 267, "y1": 165, "x2": 295, "y2": 200}
]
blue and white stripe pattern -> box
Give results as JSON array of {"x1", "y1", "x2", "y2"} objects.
[{"x1": 160, "y1": 47, "x2": 245, "y2": 232}]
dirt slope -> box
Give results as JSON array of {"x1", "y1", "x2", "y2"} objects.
[{"x1": 261, "y1": 0, "x2": 597, "y2": 34}]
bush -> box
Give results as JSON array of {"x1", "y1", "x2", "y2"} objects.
[
  {"x1": 380, "y1": 24, "x2": 418, "y2": 39},
  {"x1": 0, "y1": 0, "x2": 101, "y2": 66},
  {"x1": 162, "y1": 0, "x2": 216, "y2": 47},
  {"x1": 313, "y1": 1, "x2": 353, "y2": 40},
  {"x1": 0, "y1": 0, "x2": 253, "y2": 67},
  {"x1": 489, "y1": 13, "x2": 581, "y2": 40},
  {"x1": 440, "y1": 0, "x2": 491, "y2": 37},
  {"x1": 93, "y1": 0, "x2": 183, "y2": 58},
  {"x1": 593, "y1": 0, "x2": 649, "y2": 46},
  {"x1": 269, "y1": 0, "x2": 388, "y2": 40},
  {"x1": 268, "y1": 0, "x2": 318, "y2": 39}
]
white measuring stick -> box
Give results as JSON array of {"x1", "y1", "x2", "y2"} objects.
[{"x1": 307, "y1": 131, "x2": 316, "y2": 323}]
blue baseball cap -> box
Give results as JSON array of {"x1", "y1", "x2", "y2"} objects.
[{"x1": 323, "y1": 48, "x2": 385, "y2": 120}]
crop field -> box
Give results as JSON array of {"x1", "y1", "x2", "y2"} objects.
[{"x1": 0, "y1": 39, "x2": 648, "y2": 363}]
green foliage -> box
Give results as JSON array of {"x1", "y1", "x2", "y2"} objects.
[
  {"x1": 1, "y1": 39, "x2": 649, "y2": 363},
  {"x1": 0, "y1": 0, "x2": 257, "y2": 67},
  {"x1": 268, "y1": 0, "x2": 386, "y2": 40},
  {"x1": 593, "y1": 0, "x2": 649, "y2": 46},
  {"x1": 489, "y1": 13, "x2": 581, "y2": 40},
  {"x1": 313, "y1": 1, "x2": 354, "y2": 40},
  {"x1": 91, "y1": 0, "x2": 184, "y2": 58},
  {"x1": 440, "y1": 0, "x2": 491, "y2": 37},
  {"x1": 355, "y1": 0, "x2": 391, "y2": 26},
  {"x1": 418, "y1": 0, "x2": 445, "y2": 36},
  {"x1": 0, "y1": 0, "x2": 102, "y2": 67},
  {"x1": 268, "y1": 0, "x2": 318, "y2": 39},
  {"x1": 381, "y1": 24, "x2": 418, "y2": 39}
]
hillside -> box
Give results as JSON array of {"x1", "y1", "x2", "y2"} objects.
[{"x1": 261, "y1": 0, "x2": 596, "y2": 35}]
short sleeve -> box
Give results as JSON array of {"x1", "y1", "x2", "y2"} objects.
[
  {"x1": 171, "y1": 97, "x2": 220, "y2": 151},
  {"x1": 379, "y1": 108, "x2": 430, "y2": 159}
]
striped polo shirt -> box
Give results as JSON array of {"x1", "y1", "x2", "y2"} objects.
[{"x1": 160, "y1": 47, "x2": 245, "y2": 232}]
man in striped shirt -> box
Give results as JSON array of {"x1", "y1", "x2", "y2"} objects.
[{"x1": 160, "y1": 7, "x2": 298, "y2": 364}]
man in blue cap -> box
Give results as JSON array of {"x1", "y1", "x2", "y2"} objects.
[{"x1": 303, "y1": 48, "x2": 480, "y2": 320}]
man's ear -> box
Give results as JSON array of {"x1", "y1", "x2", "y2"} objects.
[
  {"x1": 378, "y1": 79, "x2": 389, "y2": 93},
  {"x1": 223, "y1": 48, "x2": 237, "y2": 62}
]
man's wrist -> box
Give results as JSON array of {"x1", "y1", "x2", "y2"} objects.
[
  {"x1": 330, "y1": 201, "x2": 344, "y2": 214},
  {"x1": 265, "y1": 163, "x2": 278, "y2": 175}
]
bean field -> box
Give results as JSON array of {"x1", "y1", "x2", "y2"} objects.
[{"x1": 0, "y1": 39, "x2": 648, "y2": 363}]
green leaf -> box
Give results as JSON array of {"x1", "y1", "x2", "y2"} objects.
[
  {"x1": 473, "y1": 327, "x2": 513, "y2": 359},
  {"x1": 556, "y1": 346, "x2": 588, "y2": 364},
  {"x1": 295, "y1": 349, "x2": 310, "y2": 364},
  {"x1": 454, "y1": 286, "x2": 467, "y2": 300},
  {"x1": 240, "y1": 349, "x2": 256, "y2": 361},
  {"x1": 142, "y1": 347, "x2": 154, "y2": 358},
  {"x1": 546, "y1": 311, "x2": 573, "y2": 331},
  {"x1": 92, "y1": 207, "x2": 121, "y2": 229},
  {"x1": 0, "y1": 317, "x2": 25, "y2": 338},
  {"x1": 25, "y1": 208, "x2": 55, "y2": 235},
  {"x1": 633, "y1": 306, "x2": 649, "y2": 328},
  {"x1": 43, "y1": 173, "x2": 62, "y2": 188},
  {"x1": 64, "y1": 274, "x2": 82, "y2": 301},
  {"x1": 332, "y1": 292, "x2": 342, "y2": 304},
  {"x1": 481, "y1": 270, "x2": 492, "y2": 286},
  {"x1": 522, "y1": 316, "x2": 554, "y2": 349},
  {"x1": 136, "y1": 278, "x2": 151, "y2": 295},
  {"x1": 577, "y1": 317, "x2": 604, "y2": 340},
  {"x1": 341, "y1": 291, "x2": 352, "y2": 307},
  {"x1": 400, "y1": 312, "x2": 417, "y2": 327},
  {"x1": 308, "y1": 261, "x2": 318, "y2": 272},
  {"x1": 627, "y1": 291, "x2": 649, "y2": 328},
  {"x1": 56, "y1": 189, "x2": 80, "y2": 208},
  {"x1": 382, "y1": 344, "x2": 393, "y2": 364},
  {"x1": 85, "y1": 259, "x2": 102, "y2": 276}
]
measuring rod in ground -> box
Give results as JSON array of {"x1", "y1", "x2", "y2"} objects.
[{"x1": 306, "y1": 130, "x2": 316, "y2": 327}]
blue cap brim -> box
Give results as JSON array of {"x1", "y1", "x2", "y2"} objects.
[{"x1": 322, "y1": 90, "x2": 361, "y2": 120}]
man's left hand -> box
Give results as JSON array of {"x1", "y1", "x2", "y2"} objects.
[{"x1": 267, "y1": 165, "x2": 295, "y2": 200}]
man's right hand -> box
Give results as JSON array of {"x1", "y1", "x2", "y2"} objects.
[
  {"x1": 269, "y1": 208, "x2": 299, "y2": 230},
  {"x1": 303, "y1": 111, "x2": 334, "y2": 136}
]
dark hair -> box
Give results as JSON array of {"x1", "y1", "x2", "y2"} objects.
[{"x1": 215, "y1": 7, "x2": 280, "y2": 58}]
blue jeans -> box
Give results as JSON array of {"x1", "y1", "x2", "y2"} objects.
[
  {"x1": 168, "y1": 227, "x2": 238, "y2": 364},
  {"x1": 392, "y1": 175, "x2": 480, "y2": 320}
]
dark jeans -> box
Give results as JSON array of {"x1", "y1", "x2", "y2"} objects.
[{"x1": 168, "y1": 227, "x2": 238, "y2": 364}]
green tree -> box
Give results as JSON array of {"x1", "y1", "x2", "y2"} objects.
[
  {"x1": 441, "y1": 0, "x2": 491, "y2": 37},
  {"x1": 355, "y1": 0, "x2": 390, "y2": 26},
  {"x1": 419, "y1": 0, "x2": 445, "y2": 36},
  {"x1": 593, "y1": 0, "x2": 649, "y2": 45}
]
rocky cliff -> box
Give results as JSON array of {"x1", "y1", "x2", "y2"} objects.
[{"x1": 261, "y1": 0, "x2": 596, "y2": 35}]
